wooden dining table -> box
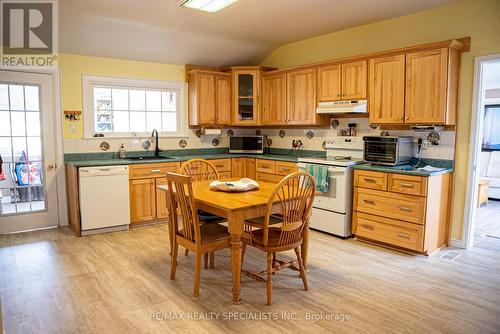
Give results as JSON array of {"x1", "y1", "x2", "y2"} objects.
[{"x1": 158, "y1": 180, "x2": 309, "y2": 304}]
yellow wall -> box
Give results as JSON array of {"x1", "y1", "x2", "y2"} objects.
[
  {"x1": 262, "y1": 0, "x2": 500, "y2": 241},
  {"x1": 59, "y1": 53, "x2": 185, "y2": 139}
]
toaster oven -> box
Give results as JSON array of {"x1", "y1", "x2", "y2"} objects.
[{"x1": 363, "y1": 136, "x2": 414, "y2": 166}]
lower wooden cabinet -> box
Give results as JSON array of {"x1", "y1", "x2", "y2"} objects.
[
  {"x1": 129, "y1": 178, "x2": 156, "y2": 223},
  {"x1": 155, "y1": 178, "x2": 170, "y2": 219},
  {"x1": 255, "y1": 159, "x2": 297, "y2": 183},
  {"x1": 352, "y1": 169, "x2": 451, "y2": 255},
  {"x1": 231, "y1": 158, "x2": 245, "y2": 178}
]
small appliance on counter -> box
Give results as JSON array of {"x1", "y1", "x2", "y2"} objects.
[
  {"x1": 363, "y1": 136, "x2": 414, "y2": 166},
  {"x1": 229, "y1": 135, "x2": 265, "y2": 154}
]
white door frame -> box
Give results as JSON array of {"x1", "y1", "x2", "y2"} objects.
[
  {"x1": 461, "y1": 53, "x2": 500, "y2": 248},
  {"x1": 1, "y1": 68, "x2": 67, "y2": 230}
]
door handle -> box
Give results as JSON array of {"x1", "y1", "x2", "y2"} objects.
[{"x1": 47, "y1": 164, "x2": 57, "y2": 171}]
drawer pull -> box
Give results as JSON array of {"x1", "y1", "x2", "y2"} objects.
[
  {"x1": 363, "y1": 178, "x2": 376, "y2": 183},
  {"x1": 151, "y1": 169, "x2": 161, "y2": 173},
  {"x1": 398, "y1": 233, "x2": 410, "y2": 239},
  {"x1": 281, "y1": 168, "x2": 291, "y2": 172},
  {"x1": 400, "y1": 183, "x2": 415, "y2": 188},
  {"x1": 215, "y1": 165, "x2": 224, "y2": 168},
  {"x1": 360, "y1": 224, "x2": 374, "y2": 230},
  {"x1": 399, "y1": 206, "x2": 412, "y2": 212},
  {"x1": 363, "y1": 199, "x2": 376, "y2": 205},
  {"x1": 261, "y1": 165, "x2": 269, "y2": 169}
]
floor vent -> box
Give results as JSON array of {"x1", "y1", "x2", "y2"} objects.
[{"x1": 440, "y1": 251, "x2": 461, "y2": 261}]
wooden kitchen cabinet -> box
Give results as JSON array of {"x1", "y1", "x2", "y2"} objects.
[
  {"x1": 369, "y1": 55, "x2": 405, "y2": 124},
  {"x1": 341, "y1": 60, "x2": 367, "y2": 100},
  {"x1": 261, "y1": 72, "x2": 287, "y2": 125},
  {"x1": 245, "y1": 158, "x2": 256, "y2": 179},
  {"x1": 405, "y1": 48, "x2": 455, "y2": 125},
  {"x1": 317, "y1": 64, "x2": 341, "y2": 102},
  {"x1": 352, "y1": 169, "x2": 452, "y2": 255},
  {"x1": 130, "y1": 178, "x2": 156, "y2": 223},
  {"x1": 188, "y1": 70, "x2": 231, "y2": 126},
  {"x1": 287, "y1": 68, "x2": 317, "y2": 125},
  {"x1": 231, "y1": 158, "x2": 245, "y2": 178},
  {"x1": 255, "y1": 159, "x2": 297, "y2": 184},
  {"x1": 155, "y1": 178, "x2": 170, "y2": 219}
]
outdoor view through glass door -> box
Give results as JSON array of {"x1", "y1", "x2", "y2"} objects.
[{"x1": 0, "y1": 71, "x2": 58, "y2": 233}]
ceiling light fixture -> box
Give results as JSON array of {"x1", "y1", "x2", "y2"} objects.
[{"x1": 179, "y1": 0, "x2": 238, "y2": 13}]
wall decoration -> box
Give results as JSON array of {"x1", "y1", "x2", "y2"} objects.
[
  {"x1": 142, "y1": 139, "x2": 151, "y2": 150},
  {"x1": 195, "y1": 129, "x2": 205, "y2": 138},
  {"x1": 179, "y1": 139, "x2": 187, "y2": 148},
  {"x1": 99, "y1": 141, "x2": 110, "y2": 151},
  {"x1": 427, "y1": 131, "x2": 440, "y2": 145},
  {"x1": 267, "y1": 138, "x2": 273, "y2": 147},
  {"x1": 212, "y1": 138, "x2": 219, "y2": 147},
  {"x1": 279, "y1": 129, "x2": 286, "y2": 138},
  {"x1": 255, "y1": 129, "x2": 262, "y2": 136},
  {"x1": 306, "y1": 130, "x2": 314, "y2": 139},
  {"x1": 380, "y1": 130, "x2": 390, "y2": 136},
  {"x1": 370, "y1": 124, "x2": 379, "y2": 129},
  {"x1": 227, "y1": 129, "x2": 234, "y2": 136},
  {"x1": 322, "y1": 141, "x2": 327, "y2": 150},
  {"x1": 330, "y1": 119, "x2": 339, "y2": 129}
]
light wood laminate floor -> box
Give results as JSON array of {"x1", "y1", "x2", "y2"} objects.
[
  {"x1": 475, "y1": 199, "x2": 500, "y2": 252},
  {"x1": 1, "y1": 224, "x2": 500, "y2": 334}
]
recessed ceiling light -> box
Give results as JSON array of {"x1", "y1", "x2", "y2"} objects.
[{"x1": 179, "y1": 0, "x2": 238, "y2": 13}]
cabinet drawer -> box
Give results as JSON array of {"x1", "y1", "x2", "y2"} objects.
[
  {"x1": 354, "y1": 170, "x2": 387, "y2": 190},
  {"x1": 256, "y1": 172, "x2": 283, "y2": 184},
  {"x1": 275, "y1": 161, "x2": 297, "y2": 176},
  {"x1": 219, "y1": 171, "x2": 232, "y2": 180},
  {"x1": 354, "y1": 212, "x2": 424, "y2": 252},
  {"x1": 129, "y1": 162, "x2": 180, "y2": 179},
  {"x1": 388, "y1": 174, "x2": 427, "y2": 196},
  {"x1": 210, "y1": 158, "x2": 231, "y2": 172},
  {"x1": 256, "y1": 159, "x2": 276, "y2": 174},
  {"x1": 354, "y1": 187, "x2": 426, "y2": 224}
]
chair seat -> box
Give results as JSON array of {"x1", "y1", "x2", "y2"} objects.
[
  {"x1": 179, "y1": 223, "x2": 230, "y2": 244},
  {"x1": 244, "y1": 215, "x2": 283, "y2": 228},
  {"x1": 197, "y1": 209, "x2": 226, "y2": 223},
  {"x1": 250, "y1": 227, "x2": 283, "y2": 247}
]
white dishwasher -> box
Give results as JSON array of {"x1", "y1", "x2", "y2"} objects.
[{"x1": 79, "y1": 165, "x2": 130, "y2": 235}]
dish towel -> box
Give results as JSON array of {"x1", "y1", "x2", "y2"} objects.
[{"x1": 305, "y1": 164, "x2": 329, "y2": 193}]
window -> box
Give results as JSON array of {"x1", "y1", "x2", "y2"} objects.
[
  {"x1": 483, "y1": 104, "x2": 500, "y2": 150},
  {"x1": 83, "y1": 76, "x2": 187, "y2": 138}
]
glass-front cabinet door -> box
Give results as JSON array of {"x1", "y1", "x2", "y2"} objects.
[{"x1": 232, "y1": 68, "x2": 260, "y2": 125}]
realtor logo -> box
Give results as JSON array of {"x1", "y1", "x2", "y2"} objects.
[{"x1": 1, "y1": 0, "x2": 58, "y2": 67}]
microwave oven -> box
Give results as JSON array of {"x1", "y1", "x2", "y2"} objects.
[
  {"x1": 229, "y1": 136, "x2": 265, "y2": 154},
  {"x1": 363, "y1": 136, "x2": 414, "y2": 166}
]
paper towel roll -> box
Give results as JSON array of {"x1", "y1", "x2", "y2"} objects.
[{"x1": 203, "y1": 128, "x2": 222, "y2": 136}]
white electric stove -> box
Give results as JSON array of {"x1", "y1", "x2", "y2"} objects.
[{"x1": 298, "y1": 136, "x2": 364, "y2": 237}]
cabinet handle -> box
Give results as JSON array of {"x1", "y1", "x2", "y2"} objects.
[
  {"x1": 400, "y1": 183, "x2": 414, "y2": 188},
  {"x1": 399, "y1": 206, "x2": 412, "y2": 212},
  {"x1": 281, "y1": 168, "x2": 291, "y2": 172},
  {"x1": 151, "y1": 169, "x2": 161, "y2": 173},
  {"x1": 405, "y1": 116, "x2": 409, "y2": 120},
  {"x1": 363, "y1": 199, "x2": 376, "y2": 205},
  {"x1": 363, "y1": 178, "x2": 376, "y2": 183},
  {"x1": 261, "y1": 165, "x2": 269, "y2": 169},
  {"x1": 399, "y1": 117, "x2": 403, "y2": 121},
  {"x1": 361, "y1": 224, "x2": 374, "y2": 230},
  {"x1": 398, "y1": 233, "x2": 410, "y2": 239}
]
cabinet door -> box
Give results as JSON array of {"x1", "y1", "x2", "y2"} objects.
[
  {"x1": 341, "y1": 60, "x2": 367, "y2": 99},
  {"x1": 245, "y1": 158, "x2": 256, "y2": 179},
  {"x1": 130, "y1": 178, "x2": 156, "y2": 223},
  {"x1": 317, "y1": 64, "x2": 341, "y2": 102},
  {"x1": 405, "y1": 48, "x2": 448, "y2": 124},
  {"x1": 233, "y1": 70, "x2": 259, "y2": 125},
  {"x1": 287, "y1": 69, "x2": 317, "y2": 125},
  {"x1": 195, "y1": 73, "x2": 216, "y2": 124},
  {"x1": 369, "y1": 55, "x2": 405, "y2": 124},
  {"x1": 261, "y1": 73, "x2": 287, "y2": 125},
  {"x1": 215, "y1": 75, "x2": 231, "y2": 125},
  {"x1": 155, "y1": 178, "x2": 169, "y2": 220},
  {"x1": 231, "y1": 158, "x2": 245, "y2": 178}
]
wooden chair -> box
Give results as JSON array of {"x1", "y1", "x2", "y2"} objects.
[
  {"x1": 167, "y1": 172, "x2": 231, "y2": 297},
  {"x1": 176, "y1": 159, "x2": 227, "y2": 263},
  {"x1": 241, "y1": 171, "x2": 316, "y2": 305}
]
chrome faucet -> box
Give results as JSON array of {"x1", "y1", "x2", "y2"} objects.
[{"x1": 151, "y1": 129, "x2": 161, "y2": 157}]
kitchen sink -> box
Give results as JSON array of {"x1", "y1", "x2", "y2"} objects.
[{"x1": 127, "y1": 156, "x2": 174, "y2": 161}]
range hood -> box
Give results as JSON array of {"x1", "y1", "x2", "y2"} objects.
[{"x1": 316, "y1": 100, "x2": 368, "y2": 114}]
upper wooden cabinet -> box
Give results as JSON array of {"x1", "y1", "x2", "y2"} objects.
[
  {"x1": 341, "y1": 60, "x2": 367, "y2": 100},
  {"x1": 317, "y1": 64, "x2": 341, "y2": 102},
  {"x1": 369, "y1": 55, "x2": 406, "y2": 124},
  {"x1": 231, "y1": 67, "x2": 265, "y2": 126},
  {"x1": 405, "y1": 48, "x2": 456, "y2": 125},
  {"x1": 261, "y1": 72, "x2": 287, "y2": 125},
  {"x1": 287, "y1": 69, "x2": 318, "y2": 125},
  {"x1": 188, "y1": 70, "x2": 231, "y2": 127}
]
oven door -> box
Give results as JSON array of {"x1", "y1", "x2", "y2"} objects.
[
  {"x1": 364, "y1": 141, "x2": 397, "y2": 165},
  {"x1": 298, "y1": 164, "x2": 348, "y2": 214}
]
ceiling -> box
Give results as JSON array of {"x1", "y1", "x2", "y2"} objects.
[{"x1": 59, "y1": 0, "x2": 455, "y2": 67}]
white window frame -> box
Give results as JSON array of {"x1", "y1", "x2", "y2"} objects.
[{"x1": 82, "y1": 75, "x2": 188, "y2": 138}]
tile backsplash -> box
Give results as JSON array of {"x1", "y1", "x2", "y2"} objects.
[{"x1": 63, "y1": 118, "x2": 456, "y2": 160}]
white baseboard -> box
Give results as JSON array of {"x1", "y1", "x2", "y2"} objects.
[{"x1": 449, "y1": 238, "x2": 466, "y2": 249}]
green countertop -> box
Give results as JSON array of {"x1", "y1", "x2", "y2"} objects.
[
  {"x1": 64, "y1": 148, "x2": 325, "y2": 167},
  {"x1": 352, "y1": 160, "x2": 454, "y2": 177}
]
